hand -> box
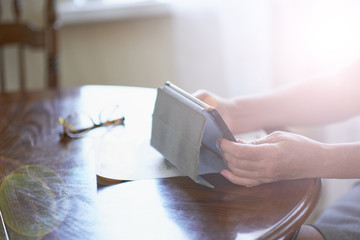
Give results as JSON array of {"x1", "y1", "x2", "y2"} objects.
[
  {"x1": 218, "y1": 131, "x2": 326, "y2": 187},
  {"x1": 194, "y1": 89, "x2": 269, "y2": 133},
  {"x1": 193, "y1": 89, "x2": 238, "y2": 132}
]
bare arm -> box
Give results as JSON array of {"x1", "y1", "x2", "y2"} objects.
[
  {"x1": 237, "y1": 69, "x2": 360, "y2": 130},
  {"x1": 196, "y1": 59, "x2": 360, "y2": 133}
]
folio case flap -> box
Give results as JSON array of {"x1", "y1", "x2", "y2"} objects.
[{"x1": 151, "y1": 86, "x2": 206, "y2": 184}]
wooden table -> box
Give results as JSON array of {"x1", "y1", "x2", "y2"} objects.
[{"x1": 0, "y1": 86, "x2": 321, "y2": 240}]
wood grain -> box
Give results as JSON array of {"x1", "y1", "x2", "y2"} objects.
[
  {"x1": 0, "y1": 88, "x2": 99, "y2": 240},
  {"x1": 98, "y1": 174, "x2": 321, "y2": 240},
  {"x1": 0, "y1": 86, "x2": 322, "y2": 240}
]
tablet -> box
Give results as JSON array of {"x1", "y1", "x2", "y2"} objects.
[{"x1": 151, "y1": 82, "x2": 237, "y2": 187}]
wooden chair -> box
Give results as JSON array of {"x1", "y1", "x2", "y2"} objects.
[{"x1": 0, "y1": 0, "x2": 58, "y2": 93}]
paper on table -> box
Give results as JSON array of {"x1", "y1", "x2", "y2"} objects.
[
  {"x1": 95, "y1": 123, "x2": 266, "y2": 185},
  {"x1": 93, "y1": 85, "x2": 266, "y2": 185}
]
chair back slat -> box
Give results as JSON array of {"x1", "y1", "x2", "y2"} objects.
[
  {"x1": 0, "y1": 0, "x2": 58, "y2": 93},
  {"x1": 13, "y1": 0, "x2": 25, "y2": 91},
  {"x1": 0, "y1": 24, "x2": 45, "y2": 46},
  {"x1": 46, "y1": 0, "x2": 57, "y2": 88},
  {"x1": 13, "y1": 0, "x2": 21, "y2": 22}
]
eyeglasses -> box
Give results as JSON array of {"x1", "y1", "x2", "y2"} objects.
[{"x1": 58, "y1": 105, "x2": 125, "y2": 139}]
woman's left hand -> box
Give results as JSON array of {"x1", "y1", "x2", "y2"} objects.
[{"x1": 218, "y1": 131, "x2": 326, "y2": 187}]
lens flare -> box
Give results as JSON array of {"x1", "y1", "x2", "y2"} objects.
[{"x1": 0, "y1": 165, "x2": 70, "y2": 237}]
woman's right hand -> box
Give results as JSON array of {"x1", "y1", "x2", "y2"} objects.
[
  {"x1": 193, "y1": 89, "x2": 266, "y2": 134},
  {"x1": 193, "y1": 89, "x2": 238, "y2": 131}
]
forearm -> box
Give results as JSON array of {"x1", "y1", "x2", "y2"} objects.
[{"x1": 229, "y1": 66, "x2": 360, "y2": 132}]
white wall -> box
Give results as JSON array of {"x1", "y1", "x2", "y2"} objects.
[
  {"x1": 219, "y1": 0, "x2": 273, "y2": 97},
  {"x1": 169, "y1": 0, "x2": 273, "y2": 97},
  {"x1": 60, "y1": 16, "x2": 174, "y2": 88}
]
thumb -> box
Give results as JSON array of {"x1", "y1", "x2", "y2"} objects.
[{"x1": 192, "y1": 90, "x2": 218, "y2": 108}]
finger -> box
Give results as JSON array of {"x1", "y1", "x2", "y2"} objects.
[
  {"x1": 250, "y1": 131, "x2": 286, "y2": 145},
  {"x1": 226, "y1": 161, "x2": 262, "y2": 176},
  {"x1": 221, "y1": 170, "x2": 262, "y2": 187},
  {"x1": 192, "y1": 90, "x2": 218, "y2": 107},
  {"x1": 220, "y1": 138, "x2": 260, "y2": 160},
  {"x1": 221, "y1": 149, "x2": 259, "y2": 172},
  {"x1": 219, "y1": 139, "x2": 261, "y2": 171},
  {"x1": 221, "y1": 170, "x2": 275, "y2": 187}
]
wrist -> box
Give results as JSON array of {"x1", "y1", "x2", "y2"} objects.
[{"x1": 320, "y1": 142, "x2": 360, "y2": 178}]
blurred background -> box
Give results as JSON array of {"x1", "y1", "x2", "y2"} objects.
[{"x1": 3, "y1": 0, "x2": 360, "y2": 222}]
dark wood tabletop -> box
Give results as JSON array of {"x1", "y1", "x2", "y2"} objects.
[{"x1": 0, "y1": 86, "x2": 321, "y2": 240}]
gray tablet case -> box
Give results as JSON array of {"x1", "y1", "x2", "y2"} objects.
[{"x1": 150, "y1": 82, "x2": 236, "y2": 188}]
